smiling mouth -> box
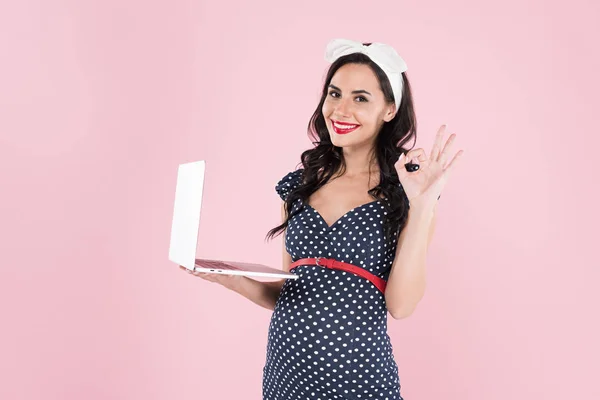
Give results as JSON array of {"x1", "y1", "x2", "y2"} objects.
[{"x1": 331, "y1": 119, "x2": 360, "y2": 134}]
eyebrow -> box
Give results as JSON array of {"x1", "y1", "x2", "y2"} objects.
[{"x1": 328, "y1": 84, "x2": 372, "y2": 96}]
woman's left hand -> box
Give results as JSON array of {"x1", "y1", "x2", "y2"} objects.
[{"x1": 394, "y1": 124, "x2": 464, "y2": 210}]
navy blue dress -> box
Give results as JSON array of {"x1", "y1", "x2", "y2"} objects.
[{"x1": 262, "y1": 169, "x2": 405, "y2": 400}]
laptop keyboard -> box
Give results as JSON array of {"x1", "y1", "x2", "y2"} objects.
[{"x1": 195, "y1": 259, "x2": 242, "y2": 271}]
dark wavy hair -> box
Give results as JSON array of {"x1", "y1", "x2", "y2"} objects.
[{"x1": 265, "y1": 43, "x2": 418, "y2": 247}]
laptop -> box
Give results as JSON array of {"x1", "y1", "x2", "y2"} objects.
[{"x1": 168, "y1": 160, "x2": 299, "y2": 280}]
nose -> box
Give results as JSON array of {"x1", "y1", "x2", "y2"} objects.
[{"x1": 334, "y1": 97, "x2": 353, "y2": 118}]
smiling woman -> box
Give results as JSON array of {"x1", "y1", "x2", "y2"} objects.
[
  {"x1": 258, "y1": 39, "x2": 420, "y2": 400},
  {"x1": 255, "y1": 38, "x2": 463, "y2": 400},
  {"x1": 190, "y1": 38, "x2": 463, "y2": 400}
]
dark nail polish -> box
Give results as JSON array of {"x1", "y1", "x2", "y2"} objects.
[{"x1": 405, "y1": 163, "x2": 419, "y2": 172}]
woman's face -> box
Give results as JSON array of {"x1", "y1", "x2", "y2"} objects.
[{"x1": 322, "y1": 63, "x2": 396, "y2": 150}]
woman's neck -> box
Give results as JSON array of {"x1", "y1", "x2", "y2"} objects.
[{"x1": 338, "y1": 147, "x2": 379, "y2": 178}]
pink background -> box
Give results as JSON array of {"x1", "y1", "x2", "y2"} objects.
[{"x1": 1, "y1": 0, "x2": 598, "y2": 399}]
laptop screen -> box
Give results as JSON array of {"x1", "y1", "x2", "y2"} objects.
[{"x1": 168, "y1": 160, "x2": 205, "y2": 269}]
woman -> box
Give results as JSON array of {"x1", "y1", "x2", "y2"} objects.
[{"x1": 182, "y1": 38, "x2": 463, "y2": 400}]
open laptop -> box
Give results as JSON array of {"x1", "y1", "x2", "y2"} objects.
[{"x1": 168, "y1": 160, "x2": 299, "y2": 280}]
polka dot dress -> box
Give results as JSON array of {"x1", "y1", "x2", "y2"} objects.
[{"x1": 262, "y1": 169, "x2": 405, "y2": 400}]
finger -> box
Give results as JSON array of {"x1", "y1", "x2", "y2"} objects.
[
  {"x1": 406, "y1": 148, "x2": 427, "y2": 163},
  {"x1": 199, "y1": 271, "x2": 224, "y2": 282},
  {"x1": 396, "y1": 152, "x2": 409, "y2": 179},
  {"x1": 195, "y1": 272, "x2": 216, "y2": 281},
  {"x1": 441, "y1": 150, "x2": 464, "y2": 178},
  {"x1": 397, "y1": 151, "x2": 406, "y2": 164},
  {"x1": 439, "y1": 134, "x2": 457, "y2": 167},
  {"x1": 430, "y1": 124, "x2": 446, "y2": 161},
  {"x1": 180, "y1": 265, "x2": 197, "y2": 275},
  {"x1": 181, "y1": 266, "x2": 193, "y2": 274}
]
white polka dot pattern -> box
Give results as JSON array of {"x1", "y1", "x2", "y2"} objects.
[{"x1": 262, "y1": 169, "x2": 404, "y2": 400}]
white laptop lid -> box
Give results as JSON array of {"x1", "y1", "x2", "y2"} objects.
[{"x1": 168, "y1": 160, "x2": 205, "y2": 269}]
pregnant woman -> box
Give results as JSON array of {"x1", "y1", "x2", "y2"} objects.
[{"x1": 182, "y1": 38, "x2": 463, "y2": 400}]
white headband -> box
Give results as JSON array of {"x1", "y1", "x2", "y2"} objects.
[{"x1": 324, "y1": 38, "x2": 408, "y2": 112}]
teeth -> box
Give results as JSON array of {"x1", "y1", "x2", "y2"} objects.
[{"x1": 334, "y1": 122, "x2": 358, "y2": 129}]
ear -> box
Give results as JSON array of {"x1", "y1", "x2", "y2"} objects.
[{"x1": 383, "y1": 103, "x2": 397, "y2": 122}]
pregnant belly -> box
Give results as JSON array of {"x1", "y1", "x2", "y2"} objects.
[{"x1": 264, "y1": 267, "x2": 394, "y2": 380}]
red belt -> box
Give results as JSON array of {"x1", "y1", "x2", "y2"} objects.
[{"x1": 290, "y1": 257, "x2": 387, "y2": 294}]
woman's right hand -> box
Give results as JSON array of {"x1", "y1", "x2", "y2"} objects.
[{"x1": 179, "y1": 265, "x2": 244, "y2": 291}]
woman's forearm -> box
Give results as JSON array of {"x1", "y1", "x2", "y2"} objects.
[
  {"x1": 385, "y1": 205, "x2": 436, "y2": 319},
  {"x1": 229, "y1": 277, "x2": 284, "y2": 311}
]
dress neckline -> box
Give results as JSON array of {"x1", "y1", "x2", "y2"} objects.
[{"x1": 305, "y1": 199, "x2": 384, "y2": 230}]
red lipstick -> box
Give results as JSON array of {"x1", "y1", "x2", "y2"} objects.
[{"x1": 331, "y1": 119, "x2": 360, "y2": 135}]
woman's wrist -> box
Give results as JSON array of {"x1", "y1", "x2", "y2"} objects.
[{"x1": 408, "y1": 200, "x2": 436, "y2": 218}]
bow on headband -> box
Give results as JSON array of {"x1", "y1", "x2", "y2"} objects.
[{"x1": 324, "y1": 38, "x2": 408, "y2": 111}]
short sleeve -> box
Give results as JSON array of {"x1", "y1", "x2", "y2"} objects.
[{"x1": 275, "y1": 169, "x2": 303, "y2": 201}]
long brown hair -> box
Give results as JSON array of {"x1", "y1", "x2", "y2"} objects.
[{"x1": 265, "y1": 45, "x2": 418, "y2": 246}]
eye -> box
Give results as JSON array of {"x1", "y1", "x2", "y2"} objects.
[{"x1": 327, "y1": 91, "x2": 367, "y2": 102}]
